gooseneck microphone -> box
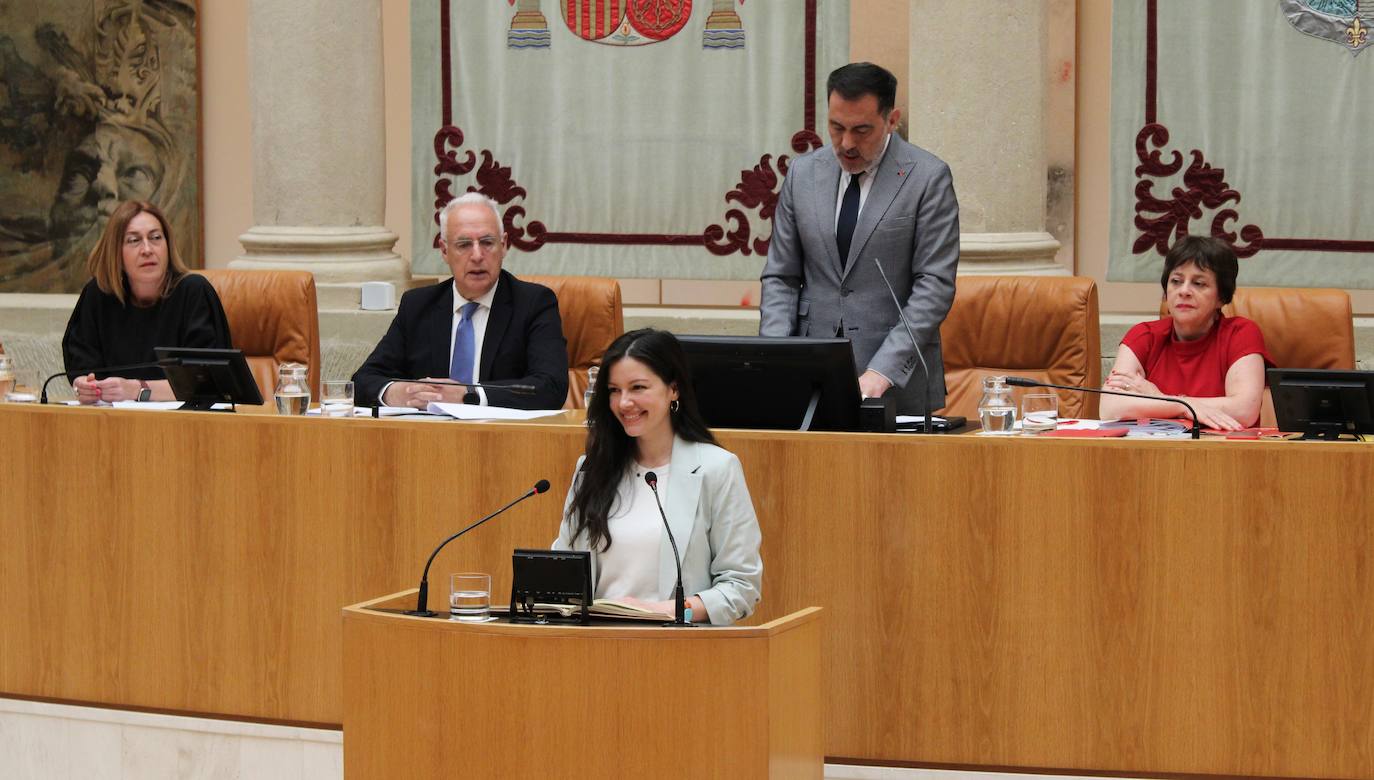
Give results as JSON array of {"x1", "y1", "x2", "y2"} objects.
[
  {"x1": 644, "y1": 471, "x2": 691, "y2": 627},
  {"x1": 872, "y1": 257, "x2": 935, "y2": 434},
  {"x1": 41, "y1": 358, "x2": 182, "y2": 404},
  {"x1": 407, "y1": 479, "x2": 551, "y2": 617},
  {"x1": 1003, "y1": 376, "x2": 1202, "y2": 439}
]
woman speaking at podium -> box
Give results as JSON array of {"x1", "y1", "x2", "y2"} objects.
[
  {"x1": 1100, "y1": 235, "x2": 1272, "y2": 430},
  {"x1": 61, "y1": 201, "x2": 231, "y2": 403},
  {"x1": 554, "y1": 329, "x2": 763, "y2": 625}
]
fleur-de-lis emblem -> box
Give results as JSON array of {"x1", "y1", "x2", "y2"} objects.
[{"x1": 1348, "y1": 17, "x2": 1368, "y2": 48}]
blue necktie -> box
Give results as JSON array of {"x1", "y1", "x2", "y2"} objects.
[
  {"x1": 450, "y1": 301, "x2": 479, "y2": 384},
  {"x1": 835, "y1": 172, "x2": 862, "y2": 271}
]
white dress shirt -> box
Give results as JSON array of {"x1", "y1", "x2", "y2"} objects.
[
  {"x1": 595, "y1": 463, "x2": 670, "y2": 602},
  {"x1": 833, "y1": 132, "x2": 892, "y2": 231}
]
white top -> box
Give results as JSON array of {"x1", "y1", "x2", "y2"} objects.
[
  {"x1": 376, "y1": 276, "x2": 499, "y2": 405},
  {"x1": 595, "y1": 463, "x2": 670, "y2": 601},
  {"x1": 833, "y1": 132, "x2": 892, "y2": 232}
]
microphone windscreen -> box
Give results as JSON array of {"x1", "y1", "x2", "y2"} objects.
[
  {"x1": 533, "y1": 479, "x2": 551, "y2": 494},
  {"x1": 643, "y1": 471, "x2": 657, "y2": 488},
  {"x1": 1004, "y1": 376, "x2": 1037, "y2": 387}
]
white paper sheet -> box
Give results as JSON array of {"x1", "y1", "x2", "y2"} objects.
[{"x1": 426, "y1": 402, "x2": 566, "y2": 421}]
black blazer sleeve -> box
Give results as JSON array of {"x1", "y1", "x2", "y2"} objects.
[
  {"x1": 352, "y1": 287, "x2": 426, "y2": 406},
  {"x1": 61, "y1": 281, "x2": 106, "y2": 378},
  {"x1": 175, "y1": 274, "x2": 234, "y2": 350},
  {"x1": 482, "y1": 280, "x2": 569, "y2": 410}
]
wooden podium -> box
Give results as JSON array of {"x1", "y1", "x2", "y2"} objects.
[{"x1": 342, "y1": 592, "x2": 823, "y2": 779}]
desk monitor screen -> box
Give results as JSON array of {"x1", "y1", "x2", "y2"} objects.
[
  {"x1": 154, "y1": 347, "x2": 264, "y2": 411},
  {"x1": 1268, "y1": 368, "x2": 1374, "y2": 440},
  {"x1": 678, "y1": 335, "x2": 861, "y2": 432}
]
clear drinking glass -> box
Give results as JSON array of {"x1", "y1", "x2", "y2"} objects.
[
  {"x1": 320, "y1": 380, "x2": 354, "y2": 417},
  {"x1": 1021, "y1": 392, "x2": 1060, "y2": 433},
  {"x1": 977, "y1": 376, "x2": 1017, "y2": 435},
  {"x1": 450, "y1": 572, "x2": 493, "y2": 622},
  {"x1": 0, "y1": 354, "x2": 15, "y2": 400},
  {"x1": 274, "y1": 363, "x2": 310, "y2": 415}
]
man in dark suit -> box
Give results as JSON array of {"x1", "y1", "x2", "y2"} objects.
[
  {"x1": 759, "y1": 62, "x2": 960, "y2": 416},
  {"x1": 353, "y1": 193, "x2": 568, "y2": 410}
]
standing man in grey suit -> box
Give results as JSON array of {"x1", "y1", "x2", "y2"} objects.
[{"x1": 760, "y1": 62, "x2": 960, "y2": 415}]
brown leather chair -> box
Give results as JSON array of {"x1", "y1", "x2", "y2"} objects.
[
  {"x1": 196, "y1": 270, "x2": 322, "y2": 401},
  {"x1": 938, "y1": 275, "x2": 1102, "y2": 419},
  {"x1": 523, "y1": 275, "x2": 623, "y2": 409},
  {"x1": 1157, "y1": 287, "x2": 1355, "y2": 426}
]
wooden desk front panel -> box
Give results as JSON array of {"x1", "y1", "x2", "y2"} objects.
[
  {"x1": 3, "y1": 405, "x2": 1373, "y2": 778},
  {"x1": 341, "y1": 604, "x2": 823, "y2": 780},
  {"x1": 0, "y1": 406, "x2": 587, "y2": 726}
]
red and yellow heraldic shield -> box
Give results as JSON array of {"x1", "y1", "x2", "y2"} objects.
[{"x1": 563, "y1": 0, "x2": 692, "y2": 44}]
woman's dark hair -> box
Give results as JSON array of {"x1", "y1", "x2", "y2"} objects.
[
  {"x1": 569, "y1": 328, "x2": 717, "y2": 552},
  {"x1": 1160, "y1": 234, "x2": 1239, "y2": 305}
]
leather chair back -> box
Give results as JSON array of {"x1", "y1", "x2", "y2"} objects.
[
  {"x1": 522, "y1": 275, "x2": 623, "y2": 408},
  {"x1": 939, "y1": 276, "x2": 1102, "y2": 419},
  {"x1": 196, "y1": 270, "x2": 322, "y2": 401},
  {"x1": 1158, "y1": 287, "x2": 1354, "y2": 426}
]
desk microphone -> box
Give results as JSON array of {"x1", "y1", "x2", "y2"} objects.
[
  {"x1": 406, "y1": 479, "x2": 551, "y2": 617},
  {"x1": 379, "y1": 378, "x2": 537, "y2": 395},
  {"x1": 40, "y1": 358, "x2": 182, "y2": 404},
  {"x1": 872, "y1": 257, "x2": 935, "y2": 433},
  {"x1": 644, "y1": 472, "x2": 691, "y2": 627},
  {"x1": 1002, "y1": 376, "x2": 1202, "y2": 439}
]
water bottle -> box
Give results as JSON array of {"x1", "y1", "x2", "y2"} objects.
[
  {"x1": 583, "y1": 365, "x2": 599, "y2": 412},
  {"x1": 977, "y1": 375, "x2": 1017, "y2": 435},
  {"x1": 274, "y1": 362, "x2": 310, "y2": 415}
]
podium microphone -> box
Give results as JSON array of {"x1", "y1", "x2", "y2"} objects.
[
  {"x1": 1002, "y1": 376, "x2": 1202, "y2": 439},
  {"x1": 407, "y1": 479, "x2": 552, "y2": 617},
  {"x1": 872, "y1": 257, "x2": 935, "y2": 434},
  {"x1": 40, "y1": 358, "x2": 182, "y2": 404},
  {"x1": 644, "y1": 472, "x2": 691, "y2": 627}
]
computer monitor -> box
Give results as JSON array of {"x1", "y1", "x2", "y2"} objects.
[
  {"x1": 1267, "y1": 368, "x2": 1374, "y2": 440},
  {"x1": 677, "y1": 335, "x2": 861, "y2": 432},
  {"x1": 154, "y1": 347, "x2": 264, "y2": 411}
]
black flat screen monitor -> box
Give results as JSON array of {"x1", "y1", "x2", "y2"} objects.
[
  {"x1": 154, "y1": 347, "x2": 264, "y2": 411},
  {"x1": 510, "y1": 549, "x2": 592, "y2": 624},
  {"x1": 1267, "y1": 368, "x2": 1374, "y2": 440},
  {"x1": 678, "y1": 335, "x2": 861, "y2": 432}
]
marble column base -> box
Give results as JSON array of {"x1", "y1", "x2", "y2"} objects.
[
  {"x1": 233, "y1": 226, "x2": 410, "y2": 286},
  {"x1": 957, "y1": 231, "x2": 1067, "y2": 276}
]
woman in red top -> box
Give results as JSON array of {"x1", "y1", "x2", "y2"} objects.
[{"x1": 1101, "y1": 235, "x2": 1273, "y2": 430}]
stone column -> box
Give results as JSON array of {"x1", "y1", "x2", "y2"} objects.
[
  {"x1": 908, "y1": 1, "x2": 1064, "y2": 275},
  {"x1": 233, "y1": 0, "x2": 408, "y2": 303}
]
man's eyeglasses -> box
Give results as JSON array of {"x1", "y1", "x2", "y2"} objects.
[{"x1": 447, "y1": 236, "x2": 500, "y2": 255}]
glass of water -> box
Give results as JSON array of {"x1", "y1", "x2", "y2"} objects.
[
  {"x1": 1022, "y1": 392, "x2": 1059, "y2": 433},
  {"x1": 321, "y1": 380, "x2": 354, "y2": 417},
  {"x1": 450, "y1": 572, "x2": 493, "y2": 622},
  {"x1": 0, "y1": 354, "x2": 15, "y2": 400}
]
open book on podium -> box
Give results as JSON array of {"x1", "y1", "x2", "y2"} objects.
[{"x1": 342, "y1": 589, "x2": 823, "y2": 779}]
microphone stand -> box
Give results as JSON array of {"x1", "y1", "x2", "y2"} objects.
[
  {"x1": 644, "y1": 472, "x2": 692, "y2": 627},
  {"x1": 872, "y1": 258, "x2": 934, "y2": 433},
  {"x1": 40, "y1": 359, "x2": 181, "y2": 404},
  {"x1": 407, "y1": 479, "x2": 551, "y2": 617},
  {"x1": 1003, "y1": 376, "x2": 1202, "y2": 439}
]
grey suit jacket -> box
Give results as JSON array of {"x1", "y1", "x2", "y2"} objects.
[
  {"x1": 759, "y1": 134, "x2": 960, "y2": 414},
  {"x1": 553, "y1": 437, "x2": 763, "y2": 625}
]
